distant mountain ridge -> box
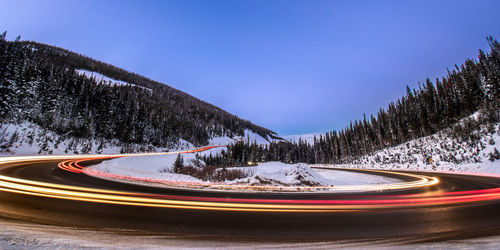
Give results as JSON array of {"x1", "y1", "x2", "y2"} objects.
[{"x1": 0, "y1": 32, "x2": 281, "y2": 155}]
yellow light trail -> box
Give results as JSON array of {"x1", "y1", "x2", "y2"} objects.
[
  {"x1": 66, "y1": 154, "x2": 439, "y2": 192},
  {"x1": 3, "y1": 152, "x2": 498, "y2": 213}
]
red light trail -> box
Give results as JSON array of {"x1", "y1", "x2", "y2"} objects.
[{"x1": 1, "y1": 148, "x2": 500, "y2": 213}]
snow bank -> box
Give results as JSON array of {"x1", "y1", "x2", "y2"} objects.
[
  {"x1": 320, "y1": 159, "x2": 500, "y2": 176},
  {"x1": 0, "y1": 121, "x2": 276, "y2": 156},
  {"x1": 88, "y1": 156, "x2": 335, "y2": 187},
  {"x1": 0, "y1": 122, "x2": 190, "y2": 156},
  {"x1": 88, "y1": 153, "x2": 205, "y2": 183},
  {"x1": 230, "y1": 162, "x2": 333, "y2": 186},
  {"x1": 87, "y1": 155, "x2": 401, "y2": 190},
  {"x1": 314, "y1": 168, "x2": 399, "y2": 185},
  {"x1": 232, "y1": 163, "x2": 399, "y2": 186}
]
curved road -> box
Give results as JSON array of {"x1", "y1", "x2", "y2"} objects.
[{"x1": 1, "y1": 155, "x2": 500, "y2": 243}]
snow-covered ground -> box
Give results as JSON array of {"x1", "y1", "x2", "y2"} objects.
[
  {"x1": 209, "y1": 129, "x2": 282, "y2": 146},
  {"x1": 86, "y1": 112, "x2": 500, "y2": 190},
  {"x1": 228, "y1": 162, "x2": 399, "y2": 186},
  {"x1": 0, "y1": 122, "x2": 183, "y2": 156},
  {"x1": 318, "y1": 158, "x2": 500, "y2": 176},
  {"x1": 76, "y1": 69, "x2": 152, "y2": 93},
  {"x1": 0, "y1": 122, "x2": 278, "y2": 156},
  {"x1": 87, "y1": 154, "x2": 400, "y2": 190},
  {"x1": 204, "y1": 129, "x2": 283, "y2": 156},
  {"x1": 76, "y1": 69, "x2": 130, "y2": 86},
  {"x1": 282, "y1": 133, "x2": 322, "y2": 144},
  {"x1": 314, "y1": 168, "x2": 399, "y2": 185},
  {"x1": 317, "y1": 114, "x2": 500, "y2": 175},
  {"x1": 227, "y1": 162, "x2": 335, "y2": 186},
  {"x1": 244, "y1": 129, "x2": 282, "y2": 144},
  {"x1": 87, "y1": 152, "x2": 207, "y2": 184}
]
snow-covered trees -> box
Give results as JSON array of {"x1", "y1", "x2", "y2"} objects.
[
  {"x1": 0, "y1": 31, "x2": 280, "y2": 153},
  {"x1": 207, "y1": 37, "x2": 500, "y2": 166}
]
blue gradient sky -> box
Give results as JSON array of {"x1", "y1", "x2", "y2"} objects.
[{"x1": 1, "y1": 0, "x2": 499, "y2": 135}]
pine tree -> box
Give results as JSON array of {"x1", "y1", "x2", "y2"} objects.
[{"x1": 173, "y1": 154, "x2": 184, "y2": 173}]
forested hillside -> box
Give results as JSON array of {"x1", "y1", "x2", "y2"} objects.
[
  {"x1": 0, "y1": 31, "x2": 280, "y2": 154},
  {"x1": 204, "y1": 37, "x2": 500, "y2": 166}
]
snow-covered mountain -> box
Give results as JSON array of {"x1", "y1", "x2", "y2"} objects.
[{"x1": 0, "y1": 36, "x2": 282, "y2": 155}]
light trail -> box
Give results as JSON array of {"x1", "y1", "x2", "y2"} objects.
[
  {"x1": 1, "y1": 167, "x2": 500, "y2": 212},
  {"x1": 1, "y1": 149, "x2": 500, "y2": 213},
  {"x1": 56, "y1": 150, "x2": 439, "y2": 192}
]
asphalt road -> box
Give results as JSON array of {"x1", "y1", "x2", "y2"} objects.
[{"x1": 1, "y1": 158, "x2": 500, "y2": 243}]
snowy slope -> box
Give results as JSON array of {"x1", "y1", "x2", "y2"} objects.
[
  {"x1": 76, "y1": 69, "x2": 152, "y2": 92},
  {"x1": 209, "y1": 129, "x2": 282, "y2": 146},
  {"x1": 316, "y1": 113, "x2": 500, "y2": 175},
  {"x1": 205, "y1": 129, "x2": 284, "y2": 157},
  {"x1": 282, "y1": 133, "x2": 321, "y2": 144},
  {"x1": 0, "y1": 122, "x2": 191, "y2": 156},
  {"x1": 0, "y1": 40, "x2": 285, "y2": 157},
  {"x1": 0, "y1": 122, "x2": 279, "y2": 156},
  {"x1": 0, "y1": 119, "x2": 282, "y2": 156}
]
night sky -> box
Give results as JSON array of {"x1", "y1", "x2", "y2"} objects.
[{"x1": 1, "y1": 0, "x2": 499, "y2": 135}]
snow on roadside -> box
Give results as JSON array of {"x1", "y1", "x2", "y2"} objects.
[
  {"x1": 314, "y1": 168, "x2": 399, "y2": 185},
  {"x1": 87, "y1": 155, "x2": 401, "y2": 190},
  {"x1": 87, "y1": 153, "x2": 205, "y2": 183},
  {"x1": 317, "y1": 160, "x2": 500, "y2": 176},
  {"x1": 316, "y1": 117, "x2": 500, "y2": 176},
  {"x1": 0, "y1": 122, "x2": 189, "y2": 156},
  {"x1": 228, "y1": 162, "x2": 334, "y2": 186},
  {"x1": 0, "y1": 121, "x2": 276, "y2": 157},
  {"x1": 88, "y1": 156, "x2": 334, "y2": 188}
]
